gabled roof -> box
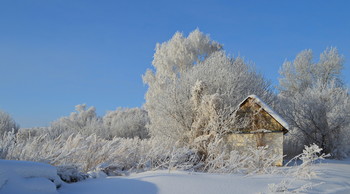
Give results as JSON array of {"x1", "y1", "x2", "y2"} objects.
[{"x1": 236, "y1": 94, "x2": 289, "y2": 132}]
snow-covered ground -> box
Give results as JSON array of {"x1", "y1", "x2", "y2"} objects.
[
  {"x1": 1, "y1": 158, "x2": 350, "y2": 194},
  {"x1": 59, "y1": 159, "x2": 350, "y2": 194},
  {"x1": 0, "y1": 159, "x2": 62, "y2": 194}
]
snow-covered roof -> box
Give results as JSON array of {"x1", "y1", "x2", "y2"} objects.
[{"x1": 237, "y1": 94, "x2": 289, "y2": 131}]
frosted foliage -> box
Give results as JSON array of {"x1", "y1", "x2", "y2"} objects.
[
  {"x1": 5, "y1": 105, "x2": 147, "y2": 143},
  {"x1": 147, "y1": 29, "x2": 222, "y2": 81},
  {"x1": 279, "y1": 47, "x2": 344, "y2": 95},
  {"x1": 204, "y1": 142, "x2": 280, "y2": 174},
  {"x1": 1, "y1": 130, "x2": 280, "y2": 175},
  {"x1": 286, "y1": 144, "x2": 329, "y2": 179},
  {"x1": 144, "y1": 40, "x2": 273, "y2": 144},
  {"x1": 0, "y1": 131, "x2": 200, "y2": 173},
  {"x1": 57, "y1": 165, "x2": 88, "y2": 183},
  {"x1": 46, "y1": 104, "x2": 150, "y2": 140},
  {"x1": 0, "y1": 110, "x2": 19, "y2": 136},
  {"x1": 279, "y1": 49, "x2": 314, "y2": 95},
  {"x1": 282, "y1": 82, "x2": 350, "y2": 158},
  {"x1": 49, "y1": 104, "x2": 106, "y2": 139},
  {"x1": 143, "y1": 30, "x2": 224, "y2": 140},
  {"x1": 317, "y1": 48, "x2": 344, "y2": 86},
  {"x1": 103, "y1": 108, "x2": 149, "y2": 139},
  {"x1": 278, "y1": 47, "x2": 350, "y2": 158}
]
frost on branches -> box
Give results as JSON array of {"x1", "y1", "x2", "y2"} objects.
[
  {"x1": 34, "y1": 104, "x2": 150, "y2": 140},
  {"x1": 279, "y1": 48, "x2": 350, "y2": 158},
  {"x1": 103, "y1": 107, "x2": 149, "y2": 139},
  {"x1": 286, "y1": 144, "x2": 330, "y2": 179},
  {"x1": 49, "y1": 104, "x2": 105, "y2": 139},
  {"x1": 0, "y1": 110, "x2": 19, "y2": 136},
  {"x1": 268, "y1": 144, "x2": 329, "y2": 193},
  {"x1": 143, "y1": 29, "x2": 274, "y2": 154}
]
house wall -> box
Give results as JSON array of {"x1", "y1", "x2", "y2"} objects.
[{"x1": 225, "y1": 132, "x2": 284, "y2": 166}]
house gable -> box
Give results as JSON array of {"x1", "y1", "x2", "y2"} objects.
[{"x1": 234, "y1": 95, "x2": 289, "y2": 134}]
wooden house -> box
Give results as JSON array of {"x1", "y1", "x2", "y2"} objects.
[{"x1": 226, "y1": 95, "x2": 289, "y2": 166}]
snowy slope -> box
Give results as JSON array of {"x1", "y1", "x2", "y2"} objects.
[{"x1": 58, "y1": 159, "x2": 350, "y2": 194}]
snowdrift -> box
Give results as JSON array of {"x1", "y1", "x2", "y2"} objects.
[{"x1": 0, "y1": 159, "x2": 62, "y2": 194}]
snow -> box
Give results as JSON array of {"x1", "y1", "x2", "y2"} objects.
[
  {"x1": 0, "y1": 159, "x2": 62, "y2": 194},
  {"x1": 58, "y1": 158, "x2": 350, "y2": 194},
  {"x1": 1, "y1": 158, "x2": 350, "y2": 194}
]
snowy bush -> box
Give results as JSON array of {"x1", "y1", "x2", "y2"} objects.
[
  {"x1": 204, "y1": 144, "x2": 280, "y2": 174},
  {"x1": 92, "y1": 163, "x2": 127, "y2": 176},
  {"x1": 0, "y1": 131, "x2": 181, "y2": 173},
  {"x1": 267, "y1": 180, "x2": 290, "y2": 193},
  {"x1": 46, "y1": 105, "x2": 150, "y2": 140},
  {"x1": 244, "y1": 146, "x2": 280, "y2": 174},
  {"x1": 16, "y1": 127, "x2": 46, "y2": 141},
  {"x1": 286, "y1": 144, "x2": 330, "y2": 179},
  {"x1": 57, "y1": 165, "x2": 88, "y2": 183},
  {"x1": 267, "y1": 180, "x2": 324, "y2": 194},
  {"x1": 49, "y1": 104, "x2": 107, "y2": 139},
  {"x1": 1, "y1": 128, "x2": 284, "y2": 177},
  {"x1": 266, "y1": 144, "x2": 328, "y2": 193},
  {"x1": 103, "y1": 107, "x2": 149, "y2": 139},
  {"x1": 0, "y1": 130, "x2": 16, "y2": 159}
]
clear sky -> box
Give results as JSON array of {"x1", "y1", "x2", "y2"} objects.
[{"x1": 1, "y1": 0, "x2": 349, "y2": 128}]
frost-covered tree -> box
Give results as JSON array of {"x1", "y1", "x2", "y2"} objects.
[
  {"x1": 49, "y1": 104, "x2": 106, "y2": 139},
  {"x1": 278, "y1": 48, "x2": 350, "y2": 158},
  {"x1": 278, "y1": 49, "x2": 315, "y2": 95},
  {"x1": 0, "y1": 110, "x2": 19, "y2": 136},
  {"x1": 48, "y1": 105, "x2": 149, "y2": 140},
  {"x1": 282, "y1": 82, "x2": 350, "y2": 157},
  {"x1": 103, "y1": 108, "x2": 149, "y2": 139},
  {"x1": 279, "y1": 48, "x2": 344, "y2": 95},
  {"x1": 143, "y1": 29, "x2": 273, "y2": 148},
  {"x1": 143, "y1": 29, "x2": 221, "y2": 142}
]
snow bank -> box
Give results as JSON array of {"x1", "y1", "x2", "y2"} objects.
[{"x1": 0, "y1": 160, "x2": 62, "y2": 194}]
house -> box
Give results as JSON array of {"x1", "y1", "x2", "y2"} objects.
[{"x1": 225, "y1": 95, "x2": 289, "y2": 166}]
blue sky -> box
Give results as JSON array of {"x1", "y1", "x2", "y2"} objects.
[{"x1": 0, "y1": 0, "x2": 349, "y2": 128}]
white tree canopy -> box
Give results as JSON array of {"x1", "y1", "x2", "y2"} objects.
[
  {"x1": 143, "y1": 29, "x2": 273, "y2": 145},
  {"x1": 278, "y1": 47, "x2": 350, "y2": 158}
]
